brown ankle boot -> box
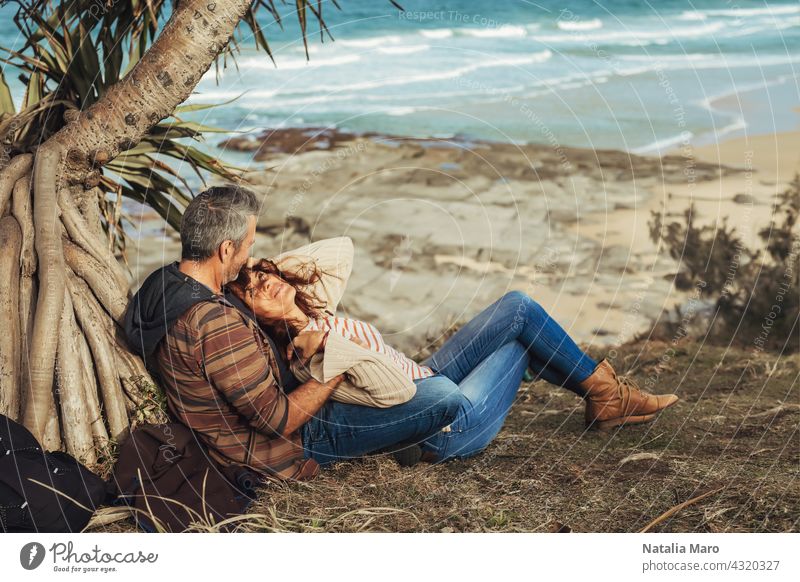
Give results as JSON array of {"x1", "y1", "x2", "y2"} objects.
[{"x1": 580, "y1": 359, "x2": 679, "y2": 430}]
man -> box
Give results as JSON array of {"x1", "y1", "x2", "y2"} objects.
[{"x1": 124, "y1": 185, "x2": 461, "y2": 479}]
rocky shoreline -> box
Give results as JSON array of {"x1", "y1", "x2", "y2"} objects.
[{"x1": 126, "y1": 127, "x2": 750, "y2": 356}]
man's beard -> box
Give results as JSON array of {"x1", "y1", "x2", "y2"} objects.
[{"x1": 224, "y1": 258, "x2": 246, "y2": 286}]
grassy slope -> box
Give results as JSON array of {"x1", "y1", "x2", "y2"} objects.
[{"x1": 95, "y1": 338, "x2": 798, "y2": 533}]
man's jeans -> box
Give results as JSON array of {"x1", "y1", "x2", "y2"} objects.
[
  {"x1": 300, "y1": 376, "x2": 462, "y2": 466},
  {"x1": 301, "y1": 291, "x2": 598, "y2": 466}
]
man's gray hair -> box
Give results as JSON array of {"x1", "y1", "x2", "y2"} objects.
[{"x1": 180, "y1": 185, "x2": 260, "y2": 261}]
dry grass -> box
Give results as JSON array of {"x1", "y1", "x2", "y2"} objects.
[{"x1": 89, "y1": 338, "x2": 799, "y2": 533}]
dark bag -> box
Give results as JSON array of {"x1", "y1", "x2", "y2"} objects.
[
  {"x1": 109, "y1": 423, "x2": 261, "y2": 532},
  {"x1": 0, "y1": 414, "x2": 108, "y2": 533}
]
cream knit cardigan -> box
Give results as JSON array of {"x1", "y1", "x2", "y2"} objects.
[{"x1": 273, "y1": 237, "x2": 418, "y2": 408}]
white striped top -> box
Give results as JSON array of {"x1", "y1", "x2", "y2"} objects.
[{"x1": 302, "y1": 316, "x2": 435, "y2": 381}]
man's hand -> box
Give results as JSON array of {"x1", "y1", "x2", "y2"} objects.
[
  {"x1": 326, "y1": 373, "x2": 346, "y2": 387},
  {"x1": 287, "y1": 330, "x2": 328, "y2": 363},
  {"x1": 282, "y1": 373, "x2": 345, "y2": 437},
  {"x1": 349, "y1": 336, "x2": 369, "y2": 349}
]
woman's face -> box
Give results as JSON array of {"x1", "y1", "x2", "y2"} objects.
[{"x1": 238, "y1": 270, "x2": 298, "y2": 321}]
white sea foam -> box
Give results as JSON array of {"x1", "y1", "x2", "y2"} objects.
[
  {"x1": 699, "y1": 75, "x2": 795, "y2": 111},
  {"x1": 236, "y1": 54, "x2": 361, "y2": 71},
  {"x1": 617, "y1": 53, "x2": 718, "y2": 62},
  {"x1": 191, "y1": 53, "x2": 558, "y2": 112},
  {"x1": 468, "y1": 67, "x2": 614, "y2": 105},
  {"x1": 337, "y1": 35, "x2": 403, "y2": 48},
  {"x1": 462, "y1": 25, "x2": 527, "y2": 38},
  {"x1": 187, "y1": 89, "x2": 280, "y2": 103},
  {"x1": 513, "y1": 49, "x2": 553, "y2": 64},
  {"x1": 377, "y1": 44, "x2": 430, "y2": 55},
  {"x1": 421, "y1": 24, "x2": 538, "y2": 39},
  {"x1": 386, "y1": 106, "x2": 423, "y2": 116},
  {"x1": 557, "y1": 18, "x2": 603, "y2": 31},
  {"x1": 678, "y1": 11, "x2": 708, "y2": 21},
  {"x1": 698, "y1": 5, "x2": 800, "y2": 17},
  {"x1": 420, "y1": 28, "x2": 454, "y2": 39},
  {"x1": 615, "y1": 52, "x2": 800, "y2": 76},
  {"x1": 631, "y1": 131, "x2": 694, "y2": 155},
  {"x1": 227, "y1": 50, "x2": 555, "y2": 106},
  {"x1": 723, "y1": 16, "x2": 800, "y2": 38},
  {"x1": 533, "y1": 21, "x2": 726, "y2": 44},
  {"x1": 713, "y1": 116, "x2": 748, "y2": 140}
]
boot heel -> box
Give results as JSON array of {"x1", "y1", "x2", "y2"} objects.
[{"x1": 588, "y1": 413, "x2": 657, "y2": 431}]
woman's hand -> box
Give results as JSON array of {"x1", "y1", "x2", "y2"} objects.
[{"x1": 287, "y1": 330, "x2": 328, "y2": 363}]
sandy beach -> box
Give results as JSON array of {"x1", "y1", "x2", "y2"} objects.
[
  {"x1": 122, "y1": 124, "x2": 798, "y2": 356},
  {"x1": 571, "y1": 131, "x2": 800, "y2": 251}
]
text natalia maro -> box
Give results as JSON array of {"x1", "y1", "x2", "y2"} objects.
[{"x1": 643, "y1": 543, "x2": 720, "y2": 554}]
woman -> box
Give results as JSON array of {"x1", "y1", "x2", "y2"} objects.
[{"x1": 228, "y1": 236, "x2": 679, "y2": 464}]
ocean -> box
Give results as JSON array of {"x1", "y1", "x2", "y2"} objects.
[{"x1": 1, "y1": 0, "x2": 798, "y2": 156}]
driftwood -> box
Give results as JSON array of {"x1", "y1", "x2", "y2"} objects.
[{"x1": 639, "y1": 487, "x2": 725, "y2": 533}]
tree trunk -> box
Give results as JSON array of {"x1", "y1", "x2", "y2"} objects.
[{"x1": 0, "y1": 0, "x2": 254, "y2": 466}]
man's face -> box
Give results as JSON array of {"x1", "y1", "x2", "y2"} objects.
[{"x1": 222, "y1": 215, "x2": 257, "y2": 284}]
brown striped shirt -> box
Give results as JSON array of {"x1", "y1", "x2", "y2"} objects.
[{"x1": 153, "y1": 296, "x2": 319, "y2": 481}]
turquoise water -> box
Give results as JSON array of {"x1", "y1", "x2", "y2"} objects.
[{"x1": 1, "y1": 0, "x2": 799, "y2": 155}]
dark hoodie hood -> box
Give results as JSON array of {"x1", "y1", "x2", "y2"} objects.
[
  {"x1": 124, "y1": 261, "x2": 297, "y2": 390},
  {"x1": 123, "y1": 261, "x2": 218, "y2": 365}
]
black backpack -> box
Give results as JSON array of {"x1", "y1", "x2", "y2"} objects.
[{"x1": 0, "y1": 414, "x2": 109, "y2": 532}]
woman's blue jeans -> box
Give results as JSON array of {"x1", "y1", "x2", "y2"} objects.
[
  {"x1": 301, "y1": 291, "x2": 598, "y2": 466},
  {"x1": 418, "y1": 291, "x2": 599, "y2": 462}
]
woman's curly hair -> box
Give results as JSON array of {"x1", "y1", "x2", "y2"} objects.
[{"x1": 226, "y1": 257, "x2": 336, "y2": 346}]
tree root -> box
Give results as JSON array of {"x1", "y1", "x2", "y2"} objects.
[
  {"x1": 0, "y1": 154, "x2": 32, "y2": 215},
  {"x1": 56, "y1": 287, "x2": 96, "y2": 464},
  {"x1": 0, "y1": 215, "x2": 22, "y2": 419},
  {"x1": 75, "y1": 321, "x2": 110, "y2": 447},
  {"x1": 66, "y1": 269, "x2": 130, "y2": 442},
  {"x1": 27, "y1": 146, "x2": 65, "y2": 443},
  {"x1": 12, "y1": 174, "x2": 36, "y2": 276},
  {"x1": 62, "y1": 237, "x2": 128, "y2": 324},
  {"x1": 59, "y1": 187, "x2": 128, "y2": 291}
]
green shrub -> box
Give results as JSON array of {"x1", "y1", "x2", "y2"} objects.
[{"x1": 648, "y1": 175, "x2": 799, "y2": 352}]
